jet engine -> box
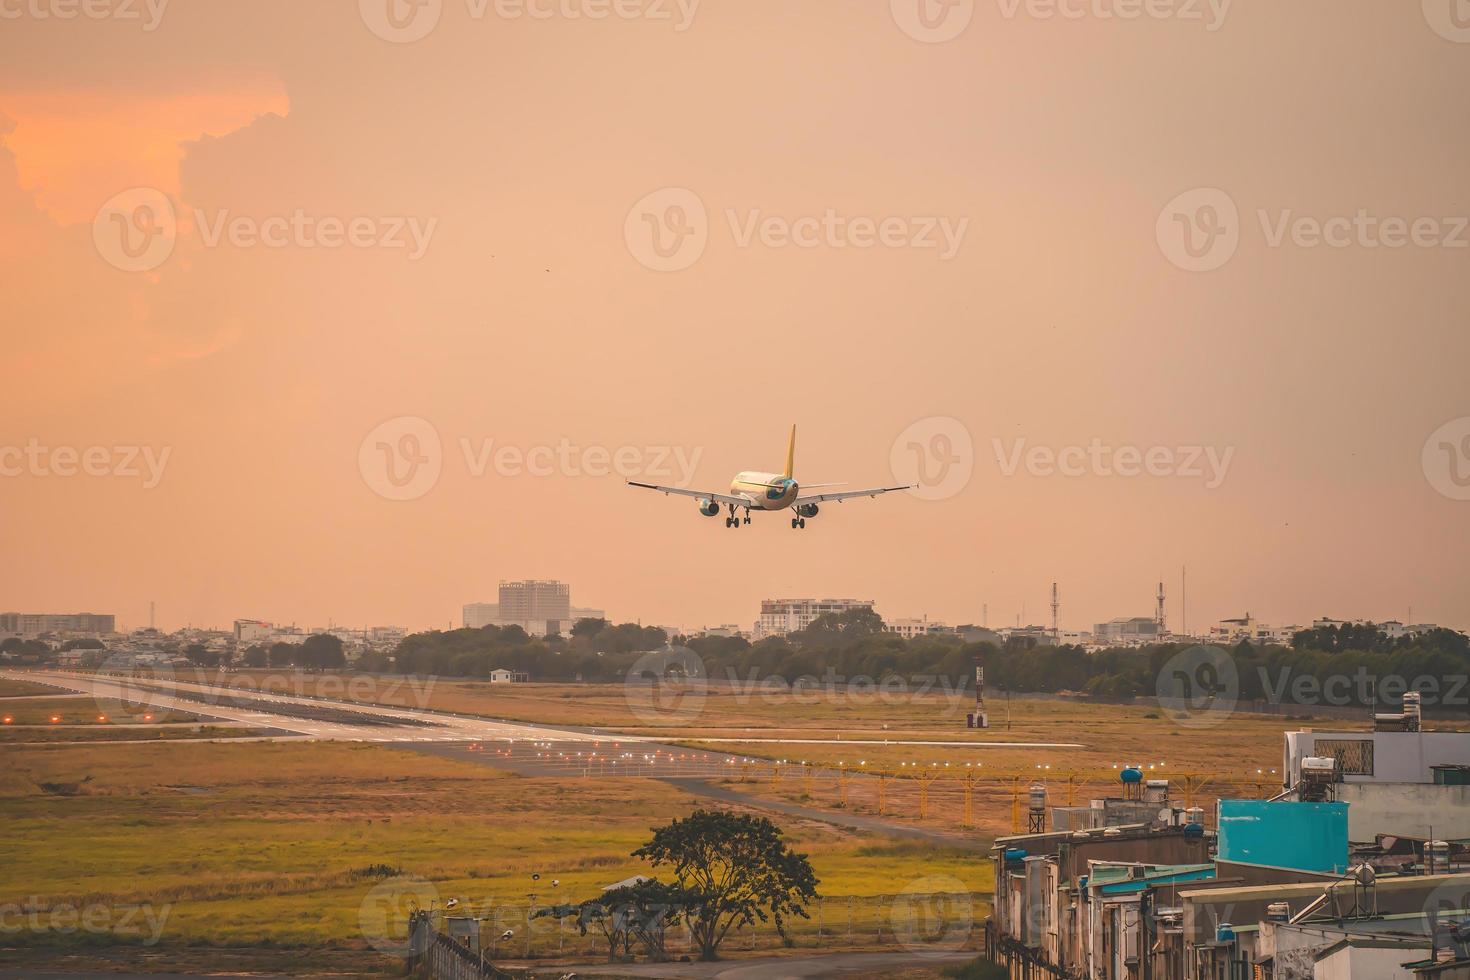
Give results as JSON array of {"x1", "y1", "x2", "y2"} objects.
[
  {"x1": 698, "y1": 498, "x2": 720, "y2": 517},
  {"x1": 796, "y1": 503, "x2": 819, "y2": 518}
]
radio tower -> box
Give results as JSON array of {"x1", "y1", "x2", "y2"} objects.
[
  {"x1": 1050, "y1": 582, "x2": 1060, "y2": 636},
  {"x1": 1156, "y1": 580, "x2": 1167, "y2": 635}
]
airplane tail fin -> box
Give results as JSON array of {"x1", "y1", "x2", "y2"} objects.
[{"x1": 782, "y1": 424, "x2": 796, "y2": 479}]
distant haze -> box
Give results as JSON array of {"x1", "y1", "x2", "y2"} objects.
[{"x1": 1, "y1": 3, "x2": 1467, "y2": 634}]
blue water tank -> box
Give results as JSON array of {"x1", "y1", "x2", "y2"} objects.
[
  {"x1": 1217, "y1": 923, "x2": 1235, "y2": 943},
  {"x1": 1121, "y1": 767, "x2": 1144, "y2": 784},
  {"x1": 1003, "y1": 848, "x2": 1028, "y2": 863}
]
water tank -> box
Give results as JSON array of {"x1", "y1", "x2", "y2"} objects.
[
  {"x1": 1003, "y1": 848, "x2": 1028, "y2": 863},
  {"x1": 1121, "y1": 767, "x2": 1144, "y2": 784},
  {"x1": 1265, "y1": 902, "x2": 1290, "y2": 923},
  {"x1": 1185, "y1": 806, "x2": 1205, "y2": 826},
  {"x1": 1217, "y1": 923, "x2": 1236, "y2": 943},
  {"x1": 1028, "y1": 783, "x2": 1048, "y2": 811}
]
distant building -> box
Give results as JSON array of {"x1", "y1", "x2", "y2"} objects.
[
  {"x1": 885, "y1": 616, "x2": 952, "y2": 640},
  {"x1": 755, "y1": 598, "x2": 875, "y2": 638},
  {"x1": 1211, "y1": 613, "x2": 1301, "y2": 645},
  {"x1": 0, "y1": 612, "x2": 115, "y2": 636},
  {"x1": 234, "y1": 619, "x2": 273, "y2": 645},
  {"x1": 487, "y1": 667, "x2": 529, "y2": 683},
  {"x1": 462, "y1": 581, "x2": 602, "y2": 635},
  {"x1": 1093, "y1": 616, "x2": 1162, "y2": 646},
  {"x1": 699, "y1": 624, "x2": 749, "y2": 639}
]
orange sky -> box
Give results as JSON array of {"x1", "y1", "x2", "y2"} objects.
[{"x1": 1, "y1": 2, "x2": 1467, "y2": 634}]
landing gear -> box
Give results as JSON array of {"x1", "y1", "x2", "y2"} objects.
[
  {"x1": 790, "y1": 517, "x2": 806, "y2": 529},
  {"x1": 726, "y1": 504, "x2": 744, "y2": 529}
]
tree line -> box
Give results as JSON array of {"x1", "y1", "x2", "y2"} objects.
[{"x1": 367, "y1": 610, "x2": 1470, "y2": 711}]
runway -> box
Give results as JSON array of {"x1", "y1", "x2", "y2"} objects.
[{"x1": 2, "y1": 669, "x2": 1082, "y2": 752}]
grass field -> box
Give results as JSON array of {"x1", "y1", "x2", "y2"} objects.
[{"x1": 0, "y1": 740, "x2": 992, "y2": 973}]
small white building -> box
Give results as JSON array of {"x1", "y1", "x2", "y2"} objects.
[{"x1": 487, "y1": 668, "x2": 529, "y2": 683}]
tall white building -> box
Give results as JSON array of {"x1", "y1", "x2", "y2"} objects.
[
  {"x1": 755, "y1": 598, "x2": 875, "y2": 638},
  {"x1": 462, "y1": 580, "x2": 603, "y2": 635}
]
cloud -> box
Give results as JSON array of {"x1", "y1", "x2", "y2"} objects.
[{"x1": 2, "y1": 74, "x2": 290, "y2": 225}]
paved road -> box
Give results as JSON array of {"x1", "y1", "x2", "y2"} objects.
[
  {"x1": 3, "y1": 670, "x2": 1080, "y2": 755},
  {"x1": 4, "y1": 670, "x2": 636, "y2": 744}
]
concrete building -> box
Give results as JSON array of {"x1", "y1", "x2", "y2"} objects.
[
  {"x1": 884, "y1": 616, "x2": 952, "y2": 640},
  {"x1": 0, "y1": 612, "x2": 115, "y2": 635},
  {"x1": 462, "y1": 581, "x2": 603, "y2": 635},
  {"x1": 1093, "y1": 616, "x2": 1162, "y2": 646},
  {"x1": 754, "y1": 598, "x2": 875, "y2": 638}
]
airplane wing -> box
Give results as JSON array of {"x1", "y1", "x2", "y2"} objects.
[
  {"x1": 795, "y1": 485, "x2": 914, "y2": 504},
  {"x1": 627, "y1": 481, "x2": 754, "y2": 508}
]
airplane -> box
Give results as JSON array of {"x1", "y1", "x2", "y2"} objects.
[{"x1": 628, "y1": 425, "x2": 913, "y2": 529}]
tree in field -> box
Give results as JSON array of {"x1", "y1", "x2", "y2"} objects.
[
  {"x1": 183, "y1": 643, "x2": 219, "y2": 667},
  {"x1": 632, "y1": 809, "x2": 818, "y2": 961},
  {"x1": 267, "y1": 642, "x2": 295, "y2": 667},
  {"x1": 300, "y1": 633, "x2": 346, "y2": 670},
  {"x1": 534, "y1": 878, "x2": 690, "y2": 963},
  {"x1": 241, "y1": 645, "x2": 268, "y2": 668}
]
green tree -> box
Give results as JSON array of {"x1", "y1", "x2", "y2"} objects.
[
  {"x1": 241, "y1": 645, "x2": 268, "y2": 668},
  {"x1": 300, "y1": 633, "x2": 346, "y2": 670},
  {"x1": 632, "y1": 809, "x2": 818, "y2": 961}
]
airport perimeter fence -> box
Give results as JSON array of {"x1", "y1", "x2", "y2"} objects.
[{"x1": 430, "y1": 890, "x2": 985, "y2": 963}]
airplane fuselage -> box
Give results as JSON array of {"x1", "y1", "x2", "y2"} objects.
[{"x1": 730, "y1": 471, "x2": 799, "y2": 511}]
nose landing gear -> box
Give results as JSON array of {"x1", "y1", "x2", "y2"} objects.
[{"x1": 790, "y1": 517, "x2": 806, "y2": 529}]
